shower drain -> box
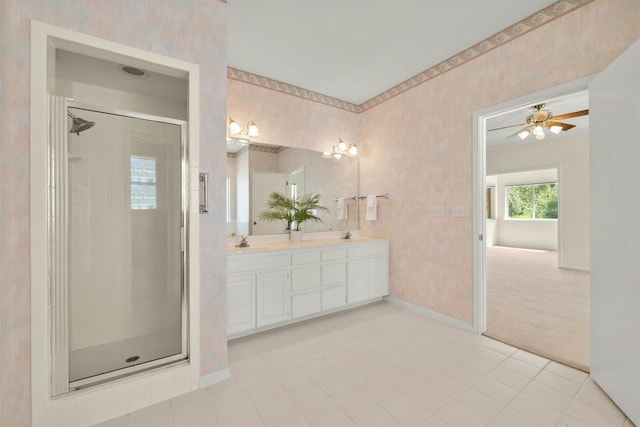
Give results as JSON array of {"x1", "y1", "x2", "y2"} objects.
[{"x1": 125, "y1": 356, "x2": 140, "y2": 363}]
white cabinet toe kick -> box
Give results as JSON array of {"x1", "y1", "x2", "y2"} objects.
[{"x1": 227, "y1": 239, "x2": 389, "y2": 338}]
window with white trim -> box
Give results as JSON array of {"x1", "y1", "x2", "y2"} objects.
[{"x1": 505, "y1": 182, "x2": 557, "y2": 219}]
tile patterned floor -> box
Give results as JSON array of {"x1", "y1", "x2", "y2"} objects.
[{"x1": 95, "y1": 302, "x2": 635, "y2": 427}]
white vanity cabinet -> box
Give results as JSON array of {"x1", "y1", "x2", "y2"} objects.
[
  {"x1": 227, "y1": 239, "x2": 388, "y2": 338},
  {"x1": 227, "y1": 273, "x2": 256, "y2": 335},
  {"x1": 289, "y1": 247, "x2": 349, "y2": 319},
  {"x1": 290, "y1": 250, "x2": 322, "y2": 319},
  {"x1": 347, "y1": 242, "x2": 390, "y2": 302},
  {"x1": 256, "y1": 269, "x2": 290, "y2": 327},
  {"x1": 227, "y1": 252, "x2": 290, "y2": 335}
]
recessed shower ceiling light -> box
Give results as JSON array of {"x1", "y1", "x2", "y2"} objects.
[{"x1": 122, "y1": 66, "x2": 147, "y2": 77}]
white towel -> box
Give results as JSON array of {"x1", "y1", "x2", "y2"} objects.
[
  {"x1": 336, "y1": 197, "x2": 348, "y2": 220},
  {"x1": 365, "y1": 195, "x2": 377, "y2": 221}
]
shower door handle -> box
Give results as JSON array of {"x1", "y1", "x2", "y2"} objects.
[{"x1": 199, "y1": 172, "x2": 209, "y2": 213}]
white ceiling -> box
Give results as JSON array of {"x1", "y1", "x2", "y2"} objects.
[{"x1": 228, "y1": 0, "x2": 557, "y2": 105}]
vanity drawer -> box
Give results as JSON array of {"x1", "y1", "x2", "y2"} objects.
[
  {"x1": 228, "y1": 253, "x2": 290, "y2": 273},
  {"x1": 292, "y1": 250, "x2": 321, "y2": 265},
  {"x1": 323, "y1": 286, "x2": 347, "y2": 311},
  {"x1": 347, "y1": 243, "x2": 387, "y2": 258},
  {"x1": 322, "y1": 262, "x2": 346, "y2": 287},
  {"x1": 291, "y1": 291, "x2": 321, "y2": 319},
  {"x1": 291, "y1": 266, "x2": 321, "y2": 292},
  {"x1": 322, "y1": 248, "x2": 346, "y2": 261}
]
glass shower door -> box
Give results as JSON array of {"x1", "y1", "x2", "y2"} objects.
[{"x1": 65, "y1": 105, "x2": 187, "y2": 387}]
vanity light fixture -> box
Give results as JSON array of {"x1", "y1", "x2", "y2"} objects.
[
  {"x1": 322, "y1": 138, "x2": 358, "y2": 161},
  {"x1": 247, "y1": 121, "x2": 259, "y2": 137},
  {"x1": 228, "y1": 117, "x2": 259, "y2": 144},
  {"x1": 228, "y1": 118, "x2": 242, "y2": 136}
]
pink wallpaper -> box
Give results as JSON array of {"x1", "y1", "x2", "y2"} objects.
[
  {"x1": 359, "y1": 0, "x2": 640, "y2": 323},
  {"x1": 228, "y1": 78, "x2": 361, "y2": 154},
  {"x1": 0, "y1": 1, "x2": 227, "y2": 426}
]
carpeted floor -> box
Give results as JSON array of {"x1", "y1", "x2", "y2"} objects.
[{"x1": 484, "y1": 246, "x2": 590, "y2": 372}]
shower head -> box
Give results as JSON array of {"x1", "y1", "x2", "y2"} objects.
[{"x1": 68, "y1": 111, "x2": 95, "y2": 135}]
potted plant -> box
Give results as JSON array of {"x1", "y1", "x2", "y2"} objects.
[{"x1": 259, "y1": 192, "x2": 328, "y2": 241}]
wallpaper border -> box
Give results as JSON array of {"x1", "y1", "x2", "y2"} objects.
[{"x1": 227, "y1": 0, "x2": 593, "y2": 113}]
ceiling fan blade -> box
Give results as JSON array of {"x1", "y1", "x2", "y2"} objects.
[
  {"x1": 547, "y1": 121, "x2": 576, "y2": 131},
  {"x1": 553, "y1": 109, "x2": 589, "y2": 121},
  {"x1": 488, "y1": 123, "x2": 526, "y2": 132}
]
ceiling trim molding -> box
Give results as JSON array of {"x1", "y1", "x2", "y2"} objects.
[
  {"x1": 227, "y1": 0, "x2": 593, "y2": 114},
  {"x1": 227, "y1": 68, "x2": 362, "y2": 113},
  {"x1": 359, "y1": 0, "x2": 593, "y2": 111}
]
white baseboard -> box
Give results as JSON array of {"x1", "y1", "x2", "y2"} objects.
[
  {"x1": 384, "y1": 296, "x2": 474, "y2": 332},
  {"x1": 559, "y1": 263, "x2": 590, "y2": 272},
  {"x1": 198, "y1": 368, "x2": 230, "y2": 388}
]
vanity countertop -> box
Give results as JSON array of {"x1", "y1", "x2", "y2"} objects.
[{"x1": 227, "y1": 236, "x2": 387, "y2": 254}]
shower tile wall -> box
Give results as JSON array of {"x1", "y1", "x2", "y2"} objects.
[
  {"x1": 60, "y1": 79, "x2": 186, "y2": 355},
  {"x1": 68, "y1": 113, "x2": 182, "y2": 354}
]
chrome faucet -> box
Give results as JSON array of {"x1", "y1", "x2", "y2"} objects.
[
  {"x1": 341, "y1": 230, "x2": 351, "y2": 240},
  {"x1": 235, "y1": 236, "x2": 250, "y2": 248}
]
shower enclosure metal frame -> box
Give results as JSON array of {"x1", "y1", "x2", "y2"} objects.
[{"x1": 49, "y1": 98, "x2": 190, "y2": 394}]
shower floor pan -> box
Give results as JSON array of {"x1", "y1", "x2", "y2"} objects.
[{"x1": 69, "y1": 329, "x2": 183, "y2": 383}]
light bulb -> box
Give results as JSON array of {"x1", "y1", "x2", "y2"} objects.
[
  {"x1": 518, "y1": 130, "x2": 530, "y2": 140},
  {"x1": 247, "y1": 121, "x2": 259, "y2": 137},
  {"x1": 550, "y1": 125, "x2": 562, "y2": 135},
  {"x1": 348, "y1": 144, "x2": 358, "y2": 156},
  {"x1": 338, "y1": 139, "x2": 347, "y2": 152},
  {"x1": 533, "y1": 125, "x2": 545, "y2": 138},
  {"x1": 228, "y1": 118, "x2": 241, "y2": 136}
]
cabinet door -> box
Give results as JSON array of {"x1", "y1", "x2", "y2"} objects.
[
  {"x1": 347, "y1": 259, "x2": 369, "y2": 303},
  {"x1": 227, "y1": 274, "x2": 256, "y2": 335},
  {"x1": 369, "y1": 257, "x2": 389, "y2": 298},
  {"x1": 322, "y1": 262, "x2": 346, "y2": 287},
  {"x1": 323, "y1": 286, "x2": 347, "y2": 311},
  {"x1": 291, "y1": 291, "x2": 322, "y2": 318},
  {"x1": 256, "y1": 269, "x2": 290, "y2": 327}
]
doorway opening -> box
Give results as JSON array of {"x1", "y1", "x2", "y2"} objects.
[{"x1": 473, "y1": 82, "x2": 591, "y2": 372}]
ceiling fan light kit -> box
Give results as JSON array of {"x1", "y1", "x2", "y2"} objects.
[{"x1": 490, "y1": 104, "x2": 589, "y2": 141}]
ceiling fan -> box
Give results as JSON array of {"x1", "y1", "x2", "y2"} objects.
[{"x1": 489, "y1": 104, "x2": 589, "y2": 140}]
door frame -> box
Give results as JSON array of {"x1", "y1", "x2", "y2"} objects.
[
  {"x1": 30, "y1": 20, "x2": 201, "y2": 425},
  {"x1": 472, "y1": 76, "x2": 593, "y2": 334}
]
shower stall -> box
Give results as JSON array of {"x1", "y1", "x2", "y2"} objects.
[{"x1": 49, "y1": 97, "x2": 189, "y2": 394}]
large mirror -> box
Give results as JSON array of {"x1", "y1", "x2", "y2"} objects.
[{"x1": 227, "y1": 142, "x2": 359, "y2": 236}]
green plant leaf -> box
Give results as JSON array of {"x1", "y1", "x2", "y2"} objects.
[{"x1": 258, "y1": 192, "x2": 328, "y2": 231}]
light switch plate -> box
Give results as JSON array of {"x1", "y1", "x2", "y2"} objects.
[{"x1": 451, "y1": 206, "x2": 470, "y2": 217}]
